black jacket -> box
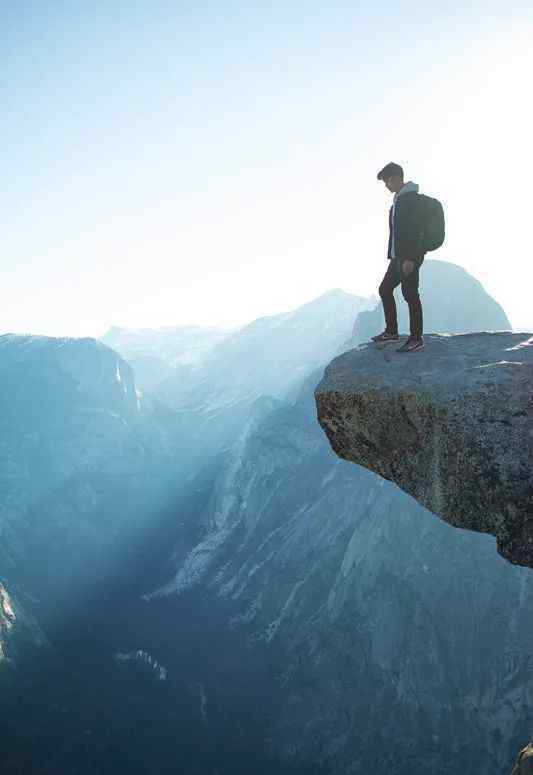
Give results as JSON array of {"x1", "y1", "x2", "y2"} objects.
[{"x1": 387, "y1": 191, "x2": 425, "y2": 261}]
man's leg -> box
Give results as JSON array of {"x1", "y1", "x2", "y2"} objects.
[
  {"x1": 400, "y1": 256, "x2": 424, "y2": 338},
  {"x1": 378, "y1": 260, "x2": 401, "y2": 334}
]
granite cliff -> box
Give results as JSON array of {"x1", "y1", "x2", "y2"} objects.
[
  {"x1": 139, "y1": 267, "x2": 532, "y2": 773},
  {"x1": 0, "y1": 582, "x2": 46, "y2": 667},
  {"x1": 315, "y1": 330, "x2": 533, "y2": 774},
  {"x1": 0, "y1": 333, "x2": 183, "y2": 627},
  {"x1": 314, "y1": 331, "x2": 533, "y2": 568},
  {"x1": 2, "y1": 277, "x2": 530, "y2": 773}
]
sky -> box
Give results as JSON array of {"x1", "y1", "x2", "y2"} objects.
[{"x1": 3, "y1": 1, "x2": 533, "y2": 337}]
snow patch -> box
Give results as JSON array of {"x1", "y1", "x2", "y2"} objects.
[{"x1": 114, "y1": 649, "x2": 167, "y2": 681}]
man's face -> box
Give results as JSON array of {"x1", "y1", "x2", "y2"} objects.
[{"x1": 383, "y1": 174, "x2": 403, "y2": 193}]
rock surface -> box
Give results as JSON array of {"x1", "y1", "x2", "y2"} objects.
[
  {"x1": 0, "y1": 582, "x2": 47, "y2": 665},
  {"x1": 314, "y1": 332, "x2": 533, "y2": 568},
  {"x1": 144, "y1": 365, "x2": 533, "y2": 774},
  {"x1": 0, "y1": 333, "x2": 183, "y2": 626},
  {"x1": 511, "y1": 744, "x2": 533, "y2": 775}
]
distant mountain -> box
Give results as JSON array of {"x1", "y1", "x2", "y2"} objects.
[
  {"x1": 1, "y1": 302, "x2": 374, "y2": 773},
  {"x1": 149, "y1": 289, "x2": 375, "y2": 464},
  {"x1": 0, "y1": 272, "x2": 525, "y2": 775},
  {"x1": 102, "y1": 290, "x2": 375, "y2": 401},
  {"x1": 0, "y1": 334, "x2": 184, "y2": 623},
  {"x1": 101, "y1": 324, "x2": 234, "y2": 393},
  {"x1": 101, "y1": 323, "x2": 234, "y2": 366},
  {"x1": 146, "y1": 367, "x2": 533, "y2": 774},
  {"x1": 352, "y1": 259, "x2": 511, "y2": 344},
  {"x1": 139, "y1": 267, "x2": 528, "y2": 774},
  {"x1": 0, "y1": 290, "x2": 376, "y2": 632}
]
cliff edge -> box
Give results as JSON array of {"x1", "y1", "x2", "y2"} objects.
[{"x1": 314, "y1": 332, "x2": 533, "y2": 568}]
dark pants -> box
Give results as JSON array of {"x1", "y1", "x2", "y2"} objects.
[{"x1": 379, "y1": 256, "x2": 424, "y2": 337}]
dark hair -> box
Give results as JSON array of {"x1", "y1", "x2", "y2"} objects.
[{"x1": 377, "y1": 162, "x2": 403, "y2": 180}]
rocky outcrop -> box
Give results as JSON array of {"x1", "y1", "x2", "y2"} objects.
[
  {"x1": 0, "y1": 333, "x2": 140, "y2": 420},
  {"x1": 511, "y1": 744, "x2": 533, "y2": 775},
  {"x1": 315, "y1": 331, "x2": 533, "y2": 772},
  {"x1": 314, "y1": 332, "x2": 533, "y2": 568},
  {"x1": 0, "y1": 582, "x2": 47, "y2": 665}
]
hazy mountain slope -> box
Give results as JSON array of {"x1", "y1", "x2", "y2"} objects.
[
  {"x1": 155, "y1": 290, "x2": 373, "y2": 402},
  {"x1": 150, "y1": 261, "x2": 514, "y2": 604},
  {"x1": 0, "y1": 334, "x2": 187, "y2": 630},
  {"x1": 0, "y1": 290, "x2": 374, "y2": 634},
  {"x1": 352, "y1": 259, "x2": 511, "y2": 344},
  {"x1": 142, "y1": 265, "x2": 527, "y2": 774},
  {"x1": 101, "y1": 323, "x2": 233, "y2": 367},
  {"x1": 0, "y1": 268, "x2": 522, "y2": 774},
  {"x1": 147, "y1": 365, "x2": 533, "y2": 774},
  {"x1": 101, "y1": 324, "x2": 234, "y2": 393},
  {"x1": 0, "y1": 334, "x2": 325, "y2": 774},
  {"x1": 150, "y1": 289, "x2": 375, "y2": 465}
]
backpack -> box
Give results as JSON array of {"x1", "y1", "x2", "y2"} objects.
[{"x1": 418, "y1": 194, "x2": 445, "y2": 252}]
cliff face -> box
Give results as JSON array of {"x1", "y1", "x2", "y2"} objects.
[
  {"x1": 314, "y1": 331, "x2": 533, "y2": 567},
  {"x1": 3, "y1": 287, "x2": 530, "y2": 773},
  {"x1": 0, "y1": 583, "x2": 46, "y2": 666},
  {"x1": 143, "y1": 367, "x2": 533, "y2": 774},
  {"x1": 0, "y1": 334, "x2": 182, "y2": 633}
]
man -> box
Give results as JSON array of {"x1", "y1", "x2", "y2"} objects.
[{"x1": 372, "y1": 161, "x2": 425, "y2": 353}]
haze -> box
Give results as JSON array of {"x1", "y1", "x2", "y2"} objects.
[{"x1": 3, "y1": 1, "x2": 532, "y2": 337}]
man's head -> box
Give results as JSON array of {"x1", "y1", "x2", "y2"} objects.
[{"x1": 377, "y1": 162, "x2": 404, "y2": 194}]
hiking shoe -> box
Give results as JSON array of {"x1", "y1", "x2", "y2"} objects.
[
  {"x1": 371, "y1": 331, "x2": 399, "y2": 343},
  {"x1": 397, "y1": 336, "x2": 424, "y2": 353}
]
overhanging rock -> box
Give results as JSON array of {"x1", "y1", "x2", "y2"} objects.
[{"x1": 314, "y1": 332, "x2": 533, "y2": 568}]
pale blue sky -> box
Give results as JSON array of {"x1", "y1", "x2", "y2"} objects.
[{"x1": 3, "y1": 1, "x2": 533, "y2": 336}]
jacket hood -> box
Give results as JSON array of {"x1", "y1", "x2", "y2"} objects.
[{"x1": 393, "y1": 181, "x2": 419, "y2": 201}]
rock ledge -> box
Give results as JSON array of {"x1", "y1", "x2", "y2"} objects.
[{"x1": 314, "y1": 332, "x2": 533, "y2": 568}]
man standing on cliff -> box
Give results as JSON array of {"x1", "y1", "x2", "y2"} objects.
[{"x1": 372, "y1": 161, "x2": 425, "y2": 352}]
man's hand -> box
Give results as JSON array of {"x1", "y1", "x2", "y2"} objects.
[{"x1": 402, "y1": 259, "x2": 414, "y2": 276}]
